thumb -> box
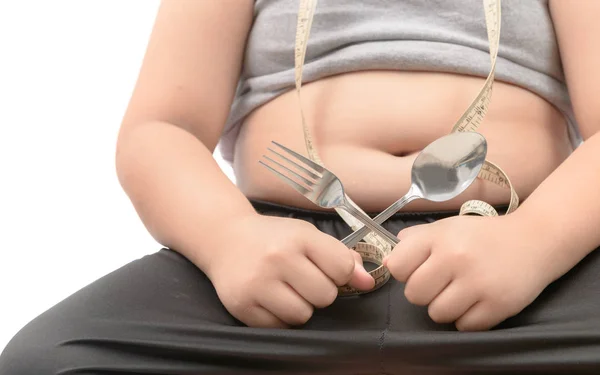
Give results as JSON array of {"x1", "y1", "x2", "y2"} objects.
[{"x1": 347, "y1": 250, "x2": 375, "y2": 291}]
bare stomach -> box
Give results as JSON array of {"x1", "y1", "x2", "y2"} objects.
[{"x1": 232, "y1": 71, "x2": 573, "y2": 212}]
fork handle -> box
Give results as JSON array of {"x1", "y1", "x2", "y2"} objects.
[
  {"x1": 342, "y1": 203, "x2": 399, "y2": 247},
  {"x1": 342, "y1": 192, "x2": 420, "y2": 248}
]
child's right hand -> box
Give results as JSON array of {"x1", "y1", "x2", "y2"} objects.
[{"x1": 205, "y1": 213, "x2": 375, "y2": 328}]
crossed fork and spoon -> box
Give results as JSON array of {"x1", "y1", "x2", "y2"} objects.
[{"x1": 259, "y1": 132, "x2": 487, "y2": 248}]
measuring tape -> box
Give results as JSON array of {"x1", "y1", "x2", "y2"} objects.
[{"x1": 293, "y1": 0, "x2": 519, "y2": 296}]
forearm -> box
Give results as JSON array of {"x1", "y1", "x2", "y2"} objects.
[
  {"x1": 115, "y1": 120, "x2": 257, "y2": 272},
  {"x1": 512, "y1": 131, "x2": 600, "y2": 273}
]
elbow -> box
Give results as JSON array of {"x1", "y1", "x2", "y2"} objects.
[{"x1": 114, "y1": 122, "x2": 144, "y2": 195}]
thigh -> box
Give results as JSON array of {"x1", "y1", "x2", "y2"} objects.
[
  {"x1": 381, "y1": 246, "x2": 600, "y2": 375},
  {"x1": 0, "y1": 249, "x2": 235, "y2": 374},
  {"x1": 0, "y1": 248, "x2": 384, "y2": 375}
]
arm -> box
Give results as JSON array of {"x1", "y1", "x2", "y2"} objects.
[
  {"x1": 115, "y1": 1, "x2": 373, "y2": 328},
  {"x1": 383, "y1": 0, "x2": 600, "y2": 331},
  {"x1": 115, "y1": 0, "x2": 256, "y2": 272},
  {"x1": 512, "y1": 0, "x2": 600, "y2": 279}
]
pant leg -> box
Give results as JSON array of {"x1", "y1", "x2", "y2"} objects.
[
  {"x1": 381, "y1": 241, "x2": 600, "y2": 374},
  {"x1": 0, "y1": 248, "x2": 385, "y2": 375}
]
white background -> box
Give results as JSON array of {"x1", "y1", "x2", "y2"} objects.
[{"x1": 0, "y1": 1, "x2": 235, "y2": 352}]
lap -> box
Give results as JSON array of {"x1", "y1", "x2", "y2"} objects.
[{"x1": 3, "y1": 201, "x2": 600, "y2": 374}]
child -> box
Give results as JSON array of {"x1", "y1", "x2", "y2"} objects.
[{"x1": 2, "y1": 0, "x2": 600, "y2": 374}]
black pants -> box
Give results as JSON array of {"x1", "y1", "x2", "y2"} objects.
[{"x1": 2, "y1": 200, "x2": 600, "y2": 375}]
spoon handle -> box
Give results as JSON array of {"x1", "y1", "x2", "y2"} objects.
[{"x1": 341, "y1": 189, "x2": 420, "y2": 248}]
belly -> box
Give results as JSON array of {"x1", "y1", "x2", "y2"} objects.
[{"x1": 232, "y1": 71, "x2": 573, "y2": 212}]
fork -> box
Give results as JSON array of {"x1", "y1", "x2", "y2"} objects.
[{"x1": 259, "y1": 141, "x2": 399, "y2": 247}]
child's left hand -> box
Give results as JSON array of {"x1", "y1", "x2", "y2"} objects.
[{"x1": 383, "y1": 214, "x2": 555, "y2": 331}]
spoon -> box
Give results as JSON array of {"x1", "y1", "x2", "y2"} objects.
[{"x1": 341, "y1": 131, "x2": 487, "y2": 248}]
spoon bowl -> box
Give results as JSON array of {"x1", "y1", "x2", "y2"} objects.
[{"x1": 411, "y1": 131, "x2": 487, "y2": 202}]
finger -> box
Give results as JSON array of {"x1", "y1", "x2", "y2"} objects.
[
  {"x1": 352, "y1": 249, "x2": 364, "y2": 267},
  {"x1": 383, "y1": 233, "x2": 432, "y2": 283},
  {"x1": 303, "y1": 231, "x2": 356, "y2": 286},
  {"x1": 427, "y1": 281, "x2": 478, "y2": 324},
  {"x1": 258, "y1": 281, "x2": 314, "y2": 326},
  {"x1": 282, "y1": 254, "x2": 339, "y2": 308},
  {"x1": 347, "y1": 250, "x2": 375, "y2": 291},
  {"x1": 240, "y1": 304, "x2": 289, "y2": 329},
  {"x1": 404, "y1": 256, "x2": 453, "y2": 306},
  {"x1": 455, "y1": 301, "x2": 504, "y2": 331},
  {"x1": 397, "y1": 223, "x2": 430, "y2": 240}
]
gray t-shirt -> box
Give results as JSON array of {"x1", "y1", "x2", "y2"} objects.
[{"x1": 219, "y1": 0, "x2": 580, "y2": 164}]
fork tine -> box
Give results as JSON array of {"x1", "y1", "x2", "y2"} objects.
[
  {"x1": 267, "y1": 147, "x2": 321, "y2": 181},
  {"x1": 262, "y1": 155, "x2": 316, "y2": 187},
  {"x1": 271, "y1": 141, "x2": 325, "y2": 174},
  {"x1": 259, "y1": 159, "x2": 312, "y2": 196}
]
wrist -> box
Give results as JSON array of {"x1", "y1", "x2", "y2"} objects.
[
  {"x1": 189, "y1": 209, "x2": 261, "y2": 276},
  {"x1": 506, "y1": 208, "x2": 584, "y2": 284}
]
